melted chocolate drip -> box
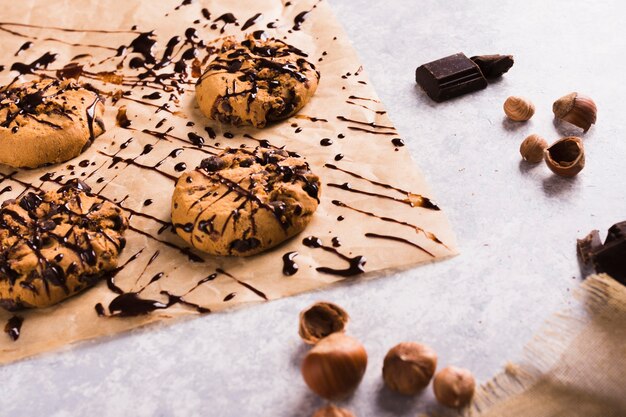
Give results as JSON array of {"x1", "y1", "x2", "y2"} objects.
[
  {"x1": 241, "y1": 13, "x2": 262, "y2": 31},
  {"x1": 4, "y1": 316, "x2": 24, "y2": 341},
  {"x1": 10, "y1": 51, "x2": 57, "y2": 74},
  {"x1": 324, "y1": 163, "x2": 440, "y2": 210},
  {"x1": 365, "y1": 232, "x2": 434, "y2": 257},
  {"x1": 302, "y1": 236, "x2": 365, "y2": 277},
  {"x1": 282, "y1": 251, "x2": 299, "y2": 275}
]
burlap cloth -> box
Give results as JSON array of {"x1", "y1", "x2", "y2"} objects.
[{"x1": 434, "y1": 274, "x2": 626, "y2": 417}]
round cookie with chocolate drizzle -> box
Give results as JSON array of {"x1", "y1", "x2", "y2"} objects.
[
  {"x1": 0, "y1": 180, "x2": 128, "y2": 310},
  {"x1": 195, "y1": 32, "x2": 320, "y2": 128},
  {"x1": 0, "y1": 78, "x2": 105, "y2": 168},
  {"x1": 171, "y1": 147, "x2": 321, "y2": 256}
]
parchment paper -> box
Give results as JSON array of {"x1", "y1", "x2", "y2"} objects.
[{"x1": 0, "y1": 0, "x2": 457, "y2": 364}]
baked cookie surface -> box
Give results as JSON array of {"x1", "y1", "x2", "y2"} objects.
[
  {"x1": 172, "y1": 147, "x2": 321, "y2": 256},
  {"x1": 195, "y1": 33, "x2": 320, "y2": 128},
  {"x1": 0, "y1": 78, "x2": 105, "y2": 168},
  {"x1": 0, "y1": 180, "x2": 128, "y2": 310}
]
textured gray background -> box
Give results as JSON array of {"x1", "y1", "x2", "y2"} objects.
[{"x1": 2, "y1": 0, "x2": 626, "y2": 416}]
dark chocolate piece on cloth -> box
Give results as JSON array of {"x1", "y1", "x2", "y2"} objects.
[
  {"x1": 415, "y1": 52, "x2": 487, "y2": 102},
  {"x1": 578, "y1": 221, "x2": 626, "y2": 286},
  {"x1": 605, "y1": 221, "x2": 626, "y2": 244},
  {"x1": 577, "y1": 229, "x2": 603, "y2": 267},
  {"x1": 470, "y1": 54, "x2": 514, "y2": 78}
]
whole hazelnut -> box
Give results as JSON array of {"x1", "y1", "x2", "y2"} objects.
[
  {"x1": 382, "y1": 342, "x2": 437, "y2": 395},
  {"x1": 433, "y1": 366, "x2": 476, "y2": 408},
  {"x1": 312, "y1": 405, "x2": 356, "y2": 417},
  {"x1": 301, "y1": 333, "x2": 368, "y2": 400},
  {"x1": 544, "y1": 136, "x2": 585, "y2": 177},
  {"x1": 299, "y1": 302, "x2": 350, "y2": 345},
  {"x1": 519, "y1": 134, "x2": 548, "y2": 163},
  {"x1": 553, "y1": 92, "x2": 597, "y2": 132},
  {"x1": 503, "y1": 96, "x2": 535, "y2": 121}
]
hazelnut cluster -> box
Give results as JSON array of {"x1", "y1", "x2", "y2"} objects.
[
  {"x1": 299, "y1": 302, "x2": 476, "y2": 416},
  {"x1": 503, "y1": 92, "x2": 596, "y2": 177}
]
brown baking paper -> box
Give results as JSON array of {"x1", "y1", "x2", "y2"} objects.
[
  {"x1": 433, "y1": 274, "x2": 626, "y2": 417},
  {"x1": 0, "y1": 0, "x2": 457, "y2": 364}
]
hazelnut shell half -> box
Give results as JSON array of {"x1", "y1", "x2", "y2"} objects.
[
  {"x1": 301, "y1": 333, "x2": 368, "y2": 400},
  {"x1": 553, "y1": 92, "x2": 597, "y2": 133},
  {"x1": 382, "y1": 342, "x2": 438, "y2": 395},
  {"x1": 299, "y1": 301, "x2": 350, "y2": 345},
  {"x1": 544, "y1": 136, "x2": 585, "y2": 177}
]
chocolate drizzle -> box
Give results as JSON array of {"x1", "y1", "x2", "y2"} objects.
[
  {"x1": 302, "y1": 236, "x2": 365, "y2": 277},
  {"x1": 365, "y1": 232, "x2": 434, "y2": 257},
  {"x1": 282, "y1": 251, "x2": 299, "y2": 275},
  {"x1": 324, "y1": 163, "x2": 439, "y2": 210},
  {"x1": 4, "y1": 315, "x2": 23, "y2": 341}
]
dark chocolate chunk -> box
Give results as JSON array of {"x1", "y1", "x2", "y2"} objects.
[
  {"x1": 415, "y1": 53, "x2": 487, "y2": 102},
  {"x1": 578, "y1": 221, "x2": 626, "y2": 285},
  {"x1": 470, "y1": 54, "x2": 514, "y2": 78},
  {"x1": 577, "y1": 229, "x2": 602, "y2": 267}
]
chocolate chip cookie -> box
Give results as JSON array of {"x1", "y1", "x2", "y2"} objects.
[
  {"x1": 195, "y1": 33, "x2": 320, "y2": 128},
  {"x1": 0, "y1": 78, "x2": 105, "y2": 168},
  {"x1": 171, "y1": 147, "x2": 321, "y2": 256},
  {"x1": 0, "y1": 180, "x2": 128, "y2": 310}
]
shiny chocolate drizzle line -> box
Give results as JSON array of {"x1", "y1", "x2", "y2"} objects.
[
  {"x1": 282, "y1": 251, "x2": 298, "y2": 275},
  {"x1": 101, "y1": 249, "x2": 216, "y2": 317},
  {"x1": 0, "y1": 179, "x2": 127, "y2": 311},
  {"x1": 302, "y1": 236, "x2": 365, "y2": 277},
  {"x1": 331, "y1": 200, "x2": 448, "y2": 249},
  {"x1": 4, "y1": 315, "x2": 23, "y2": 341},
  {"x1": 364, "y1": 233, "x2": 434, "y2": 257},
  {"x1": 215, "y1": 268, "x2": 268, "y2": 300},
  {"x1": 324, "y1": 163, "x2": 440, "y2": 210}
]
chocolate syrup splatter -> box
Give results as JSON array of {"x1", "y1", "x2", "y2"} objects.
[
  {"x1": 241, "y1": 13, "x2": 262, "y2": 31},
  {"x1": 324, "y1": 163, "x2": 440, "y2": 210},
  {"x1": 365, "y1": 233, "x2": 434, "y2": 257},
  {"x1": 4, "y1": 316, "x2": 24, "y2": 341},
  {"x1": 282, "y1": 251, "x2": 299, "y2": 275},
  {"x1": 302, "y1": 236, "x2": 365, "y2": 277}
]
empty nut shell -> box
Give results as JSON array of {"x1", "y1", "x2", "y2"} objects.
[
  {"x1": 312, "y1": 405, "x2": 356, "y2": 417},
  {"x1": 544, "y1": 136, "x2": 585, "y2": 177},
  {"x1": 301, "y1": 333, "x2": 368, "y2": 400},
  {"x1": 553, "y1": 92, "x2": 597, "y2": 132},
  {"x1": 299, "y1": 302, "x2": 350, "y2": 345},
  {"x1": 433, "y1": 366, "x2": 476, "y2": 408},
  {"x1": 503, "y1": 96, "x2": 535, "y2": 121},
  {"x1": 382, "y1": 342, "x2": 437, "y2": 395},
  {"x1": 519, "y1": 134, "x2": 548, "y2": 163}
]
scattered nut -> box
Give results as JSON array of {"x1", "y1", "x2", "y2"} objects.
[
  {"x1": 312, "y1": 405, "x2": 356, "y2": 417},
  {"x1": 503, "y1": 96, "x2": 535, "y2": 121},
  {"x1": 382, "y1": 342, "x2": 437, "y2": 395},
  {"x1": 299, "y1": 302, "x2": 350, "y2": 345},
  {"x1": 553, "y1": 92, "x2": 597, "y2": 132},
  {"x1": 519, "y1": 134, "x2": 548, "y2": 163},
  {"x1": 433, "y1": 366, "x2": 476, "y2": 408},
  {"x1": 544, "y1": 136, "x2": 585, "y2": 177},
  {"x1": 301, "y1": 333, "x2": 368, "y2": 400}
]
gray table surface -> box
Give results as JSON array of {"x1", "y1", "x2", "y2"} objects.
[{"x1": 2, "y1": 0, "x2": 626, "y2": 416}]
